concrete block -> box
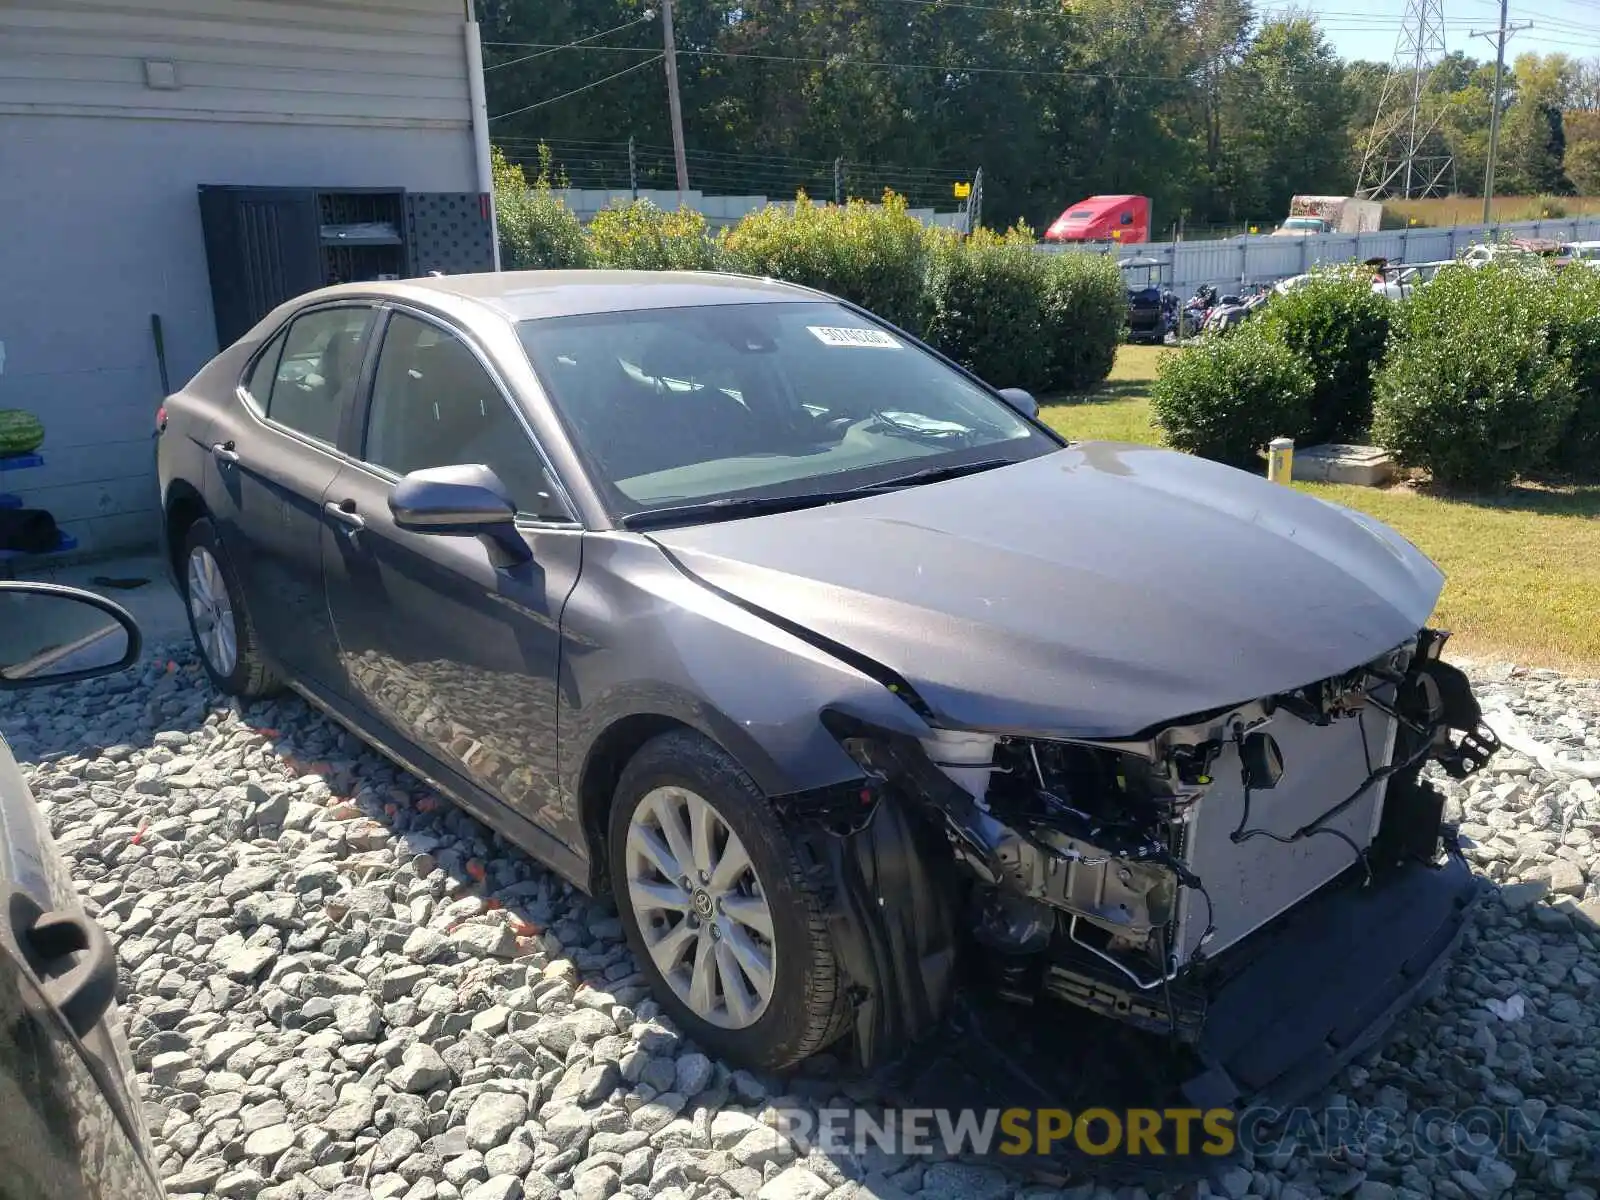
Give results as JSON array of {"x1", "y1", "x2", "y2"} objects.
[{"x1": 1292, "y1": 443, "x2": 1398, "y2": 487}]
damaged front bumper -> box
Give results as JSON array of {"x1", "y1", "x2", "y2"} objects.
[
  {"x1": 793, "y1": 628, "x2": 1499, "y2": 1109},
  {"x1": 1179, "y1": 846, "x2": 1480, "y2": 1110}
]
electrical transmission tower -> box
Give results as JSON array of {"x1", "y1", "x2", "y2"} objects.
[{"x1": 1355, "y1": 0, "x2": 1456, "y2": 199}]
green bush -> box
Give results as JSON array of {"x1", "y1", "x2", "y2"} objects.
[
  {"x1": 491, "y1": 146, "x2": 590, "y2": 270},
  {"x1": 718, "y1": 191, "x2": 931, "y2": 334},
  {"x1": 922, "y1": 227, "x2": 1125, "y2": 395},
  {"x1": 1039, "y1": 250, "x2": 1126, "y2": 393},
  {"x1": 587, "y1": 200, "x2": 717, "y2": 271},
  {"x1": 1258, "y1": 264, "x2": 1391, "y2": 444},
  {"x1": 1548, "y1": 265, "x2": 1600, "y2": 476},
  {"x1": 1151, "y1": 326, "x2": 1313, "y2": 469},
  {"x1": 923, "y1": 225, "x2": 1052, "y2": 392},
  {"x1": 1372, "y1": 261, "x2": 1575, "y2": 490}
]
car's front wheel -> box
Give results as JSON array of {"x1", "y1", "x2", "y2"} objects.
[
  {"x1": 608, "y1": 730, "x2": 850, "y2": 1069},
  {"x1": 180, "y1": 517, "x2": 279, "y2": 698}
]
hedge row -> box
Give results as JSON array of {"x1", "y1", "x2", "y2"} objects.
[
  {"x1": 1152, "y1": 258, "x2": 1600, "y2": 490},
  {"x1": 1152, "y1": 266, "x2": 1389, "y2": 467},
  {"x1": 1373, "y1": 262, "x2": 1578, "y2": 489},
  {"x1": 491, "y1": 151, "x2": 1125, "y2": 396}
]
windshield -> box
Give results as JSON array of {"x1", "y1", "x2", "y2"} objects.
[{"x1": 516, "y1": 300, "x2": 1057, "y2": 520}]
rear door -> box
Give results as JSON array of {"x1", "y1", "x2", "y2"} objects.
[
  {"x1": 0, "y1": 735, "x2": 164, "y2": 1200},
  {"x1": 205, "y1": 303, "x2": 376, "y2": 689},
  {"x1": 321, "y1": 306, "x2": 586, "y2": 847}
]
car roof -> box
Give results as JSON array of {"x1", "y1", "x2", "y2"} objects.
[{"x1": 304, "y1": 270, "x2": 828, "y2": 323}]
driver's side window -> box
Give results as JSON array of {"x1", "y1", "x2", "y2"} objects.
[{"x1": 362, "y1": 312, "x2": 564, "y2": 519}]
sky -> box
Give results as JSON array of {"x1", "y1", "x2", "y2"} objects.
[{"x1": 1292, "y1": 0, "x2": 1600, "y2": 65}]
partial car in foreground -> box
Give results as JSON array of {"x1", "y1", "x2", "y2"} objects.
[
  {"x1": 155, "y1": 270, "x2": 1499, "y2": 1107},
  {"x1": 0, "y1": 581, "x2": 163, "y2": 1199}
]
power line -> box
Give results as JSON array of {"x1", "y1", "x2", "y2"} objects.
[
  {"x1": 489, "y1": 55, "x2": 664, "y2": 122},
  {"x1": 484, "y1": 14, "x2": 654, "y2": 73}
]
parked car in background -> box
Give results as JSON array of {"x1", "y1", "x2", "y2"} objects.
[
  {"x1": 1372, "y1": 260, "x2": 1452, "y2": 301},
  {"x1": 156, "y1": 270, "x2": 1499, "y2": 1109},
  {"x1": 0, "y1": 582, "x2": 163, "y2": 1200}
]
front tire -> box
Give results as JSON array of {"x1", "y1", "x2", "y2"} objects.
[
  {"x1": 181, "y1": 517, "x2": 279, "y2": 698},
  {"x1": 608, "y1": 730, "x2": 850, "y2": 1069}
]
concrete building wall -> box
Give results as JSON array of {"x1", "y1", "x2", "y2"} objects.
[{"x1": 0, "y1": 0, "x2": 479, "y2": 557}]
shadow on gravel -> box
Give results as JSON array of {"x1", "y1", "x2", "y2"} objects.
[{"x1": 5, "y1": 639, "x2": 1600, "y2": 1198}]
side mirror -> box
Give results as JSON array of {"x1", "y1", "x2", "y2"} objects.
[
  {"x1": 996, "y1": 388, "x2": 1039, "y2": 420},
  {"x1": 389, "y1": 464, "x2": 532, "y2": 564},
  {"x1": 0, "y1": 583, "x2": 142, "y2": 690}
]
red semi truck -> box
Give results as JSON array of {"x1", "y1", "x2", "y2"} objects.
[{"x1": 1043, "y1": 195, "x2": 1151, "y2": 244}]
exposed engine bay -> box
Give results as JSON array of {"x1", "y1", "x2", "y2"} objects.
[{"x1": 804, "y1": 628, "x2": 1499, "y2": 1070}]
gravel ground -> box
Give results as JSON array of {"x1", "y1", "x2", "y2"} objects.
[{"x1": 4, "y1": 641, "x2": 1600, "y2": 1200}]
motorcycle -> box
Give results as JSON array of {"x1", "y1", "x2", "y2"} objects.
[
  {"x1": 1179, "y1": 283, "x2": 1219, "y2": 339},
  {"x1": 1203, "y1": 282, "x2": 1272, "y2": 333}
]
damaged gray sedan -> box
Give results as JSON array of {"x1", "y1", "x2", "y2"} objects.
[{"x1": 156, "y1": 270, "x2": 1498, "y2": 1108}]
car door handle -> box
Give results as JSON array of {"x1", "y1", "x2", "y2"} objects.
[
  {"x1": 324, "y1": 500, "x2": 365, "y2": 532},
  {"x1": 211, "y1": 441, "x2": 241, "y2": 465},
  {"x1": 23, "y1": 909, "x2": 119, "y2": 1041}
]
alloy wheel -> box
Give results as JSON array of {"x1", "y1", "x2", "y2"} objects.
[
  {"x1": 623, "y1": 784, "x2": 777, "y2": 1029},
  {"x1": 186, "y1": 545, "x2": 238, "y2": 677}
]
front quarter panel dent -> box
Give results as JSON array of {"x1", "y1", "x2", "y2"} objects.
[{"x1": 560, "y1": 534, "x2": 933, "y2": 874}]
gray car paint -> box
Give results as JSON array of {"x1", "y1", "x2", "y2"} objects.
[
  {"x1": 158, "y1": 269, "x2": 1446, "y2": 895},
  {"x1": 0, "y1": 604, "x2": 164, "y2": 1198},
  {"x1": 646, "y1": 439, "x2": 1444, "y2": 740}
]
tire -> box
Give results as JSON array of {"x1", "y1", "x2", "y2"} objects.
[
  {"x1": 180, "y1": 517, "x2": 280, "y2": 698},
  {"x1": 608, "y1": 729, "x2": 850, "y2": 1070}
]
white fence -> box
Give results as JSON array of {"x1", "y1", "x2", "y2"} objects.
[{"x1": 1036, "y1": 217, "x2": 1600, "y2": 294}]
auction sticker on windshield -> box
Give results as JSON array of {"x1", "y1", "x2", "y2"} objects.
[{"x1": 808, "y1": 326, "x2": 901, "y2": 348}]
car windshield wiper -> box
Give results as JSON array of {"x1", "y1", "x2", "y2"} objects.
[
  {"x1": 851, "y1": 457, "x2": 1017, "y2": 493},
  {"x1": 619, "y1": 490, "x2": 866, "y2": 530},
  {"x1": 619, "y1": 458, "x2": 1018, "y2": 530}
]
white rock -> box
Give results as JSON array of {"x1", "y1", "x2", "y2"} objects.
[
  {"x1": 465, "y1": 1092, "x2": 528, "y2": 1151},
  {"x1": 758, "y1": 1166, "x2": 832, "y2": 1200}
]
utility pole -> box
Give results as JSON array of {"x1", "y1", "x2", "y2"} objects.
[
  {"x1": 1473, "y1": 0, "x2": 1532, "y2": 223},
  {"x1": 628, "y1": 135, "x2": 638, "y2": 200},
  {"x1": 660, "y1": 0, "x2": 690, "y2": 197}
]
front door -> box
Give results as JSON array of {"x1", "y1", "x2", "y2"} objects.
[
  {"x1": 205, "y1": 304, "x2": 375, "y2": 689},
  {"x1": 321, "y1": 308, "x2": 584, "y2": 846}
]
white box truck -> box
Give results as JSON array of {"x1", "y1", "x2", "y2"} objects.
[{"x1": 1272, "y1": 195, "x2": 1384, "y2": 236}]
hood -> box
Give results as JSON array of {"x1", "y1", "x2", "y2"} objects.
[{"x1": 647, "y1": 443, "x2": 1444, "y2": 739}]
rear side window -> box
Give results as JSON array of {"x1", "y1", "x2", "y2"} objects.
[
  {"x1": 243, "y1": 333, "x2": 285, "y2": 412},
  {"x1": 247, "y1": 307, "x2": 372, "y2": 445}
]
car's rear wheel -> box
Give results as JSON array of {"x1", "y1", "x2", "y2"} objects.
[
  {"x1": 608, "y1": 729, "x2": 850, "y2": 1069},
  {"x1": 181, "y1": 518, "x2": 279, "y2": 698}
]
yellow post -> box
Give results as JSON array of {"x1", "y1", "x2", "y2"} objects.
[{"x1": 1267, "y1": 437, "x2": 1294, "y2": 484}]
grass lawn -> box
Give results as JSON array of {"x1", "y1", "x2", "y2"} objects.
[
  {"x1": 1040, "y1": 345, "x2": 1600, "y2": 673},
  {"x1": 1384, "y1": 194, "x2": 1600, "y2": 228}
]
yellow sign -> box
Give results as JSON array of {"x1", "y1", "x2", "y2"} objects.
[
  {"x1": 954, "y1": 181, "x2": 971, "y2": 198},
  {"x1": 996, "y1": 1107, "x2": 1236, "y2": 1157}
]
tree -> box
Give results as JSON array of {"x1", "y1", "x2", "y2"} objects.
[
  {"x1": 1497, "y1": 53, "x2": 1575, "y2": 195},
  {"x1": 1565, "y1": 112, "x2": 1600, "y2": 195},
  {"x1": 1221, "y1": 17, "x2": 1351, "y2": 219}
]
